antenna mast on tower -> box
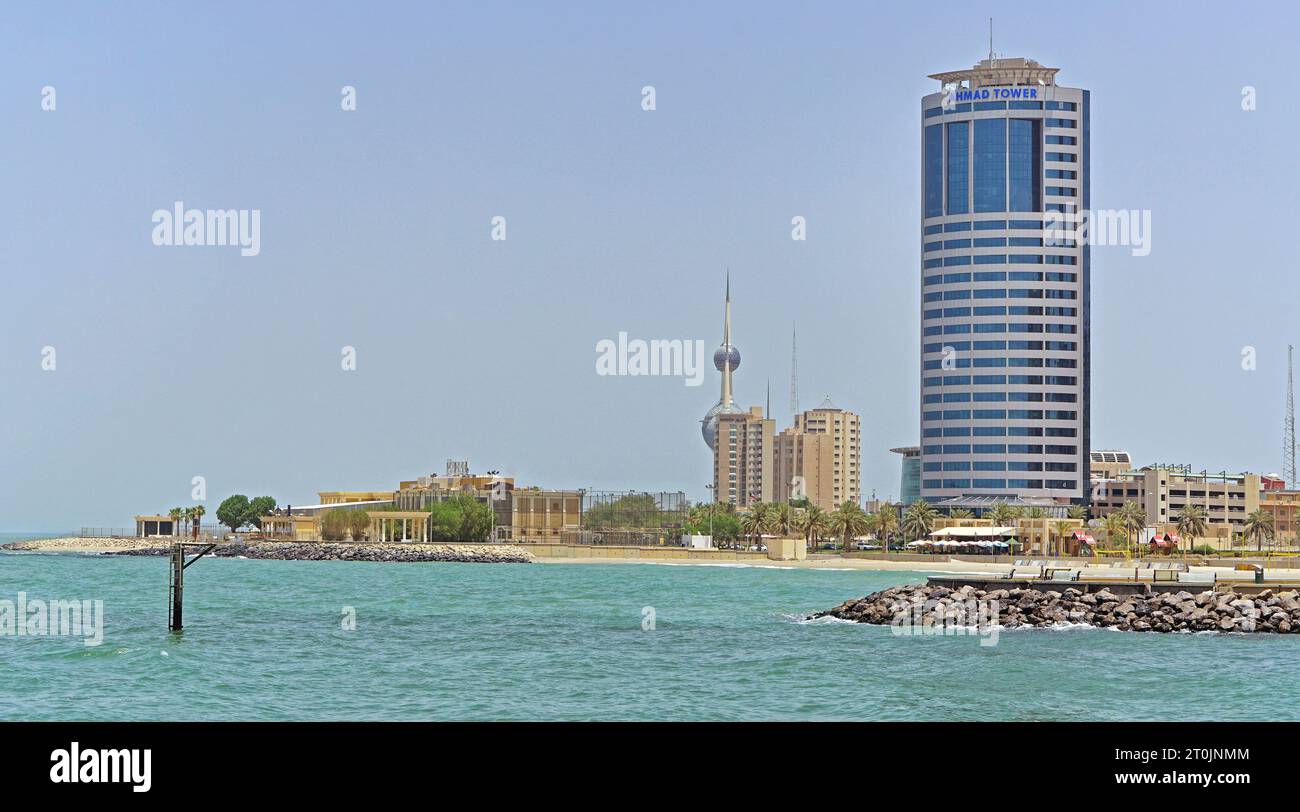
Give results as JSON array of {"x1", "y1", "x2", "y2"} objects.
[
  {"x1": 1286, "y1": 344, "x2": 1297, "y2": 485},
  {"x1": 790, "y1": 323, "x2": 799, "y2": 419}
]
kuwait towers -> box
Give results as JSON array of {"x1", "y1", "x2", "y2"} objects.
[{"x1": 701, "y1": 274, "x2": 743, "y2": 450}]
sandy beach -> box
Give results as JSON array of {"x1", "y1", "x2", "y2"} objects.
[{"x1": 530, "y1": 554, "x2": 1014, "y2": 572}]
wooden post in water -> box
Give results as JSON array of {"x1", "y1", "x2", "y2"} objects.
[
  {"x1": 168, "y1": 540, "x2": 217, "y2": 632},
  {"x1": 168, "y1": 543, "x2": 184, "y2": 631}
]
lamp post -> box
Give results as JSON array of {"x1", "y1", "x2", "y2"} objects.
[{"x1": 705, "y1": 484, "x2": 716, "y2": 545}]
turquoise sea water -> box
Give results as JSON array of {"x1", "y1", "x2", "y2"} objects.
[{"x1": 2, "y1": 549, "x2": 1299, "y2": 721}]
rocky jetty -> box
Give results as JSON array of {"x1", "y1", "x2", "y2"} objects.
[
  {"x1": 111, "y1": 541, "x2": 534, "y2": 564},
  {"x1": 818, "y1": 583, "x2": 1300, "y2": 633}
]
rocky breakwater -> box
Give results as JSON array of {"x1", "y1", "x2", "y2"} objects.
[
  {"x1": 818, "y1": 583, "x2": 1300, "y2": 633},
  {"x1": 114, "y1": 542, "x2": 534, "y2": 564}
]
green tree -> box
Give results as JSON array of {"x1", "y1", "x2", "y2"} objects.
[
  {"x1": 989, "y1": 502, "x2": 1014, "y2": 528},
  {"x1": 168, "y1": 507, "x2": 183, "y2": 538},
  {"x1": 1175, "y1": 504, "x2": 1208, "y2": 556},
  {"x1": 245, "y1": 496, "x2": 277, "y2": 529},
  {"x1": 347, "y1": 508, "x2": 370, "y2": 541},
  {"x1": 1244, "y1": 509, "x2": 1275, "y2": 553},
  {"x1": 1067, "y1": 505, "x2": 1088, "y2": 520},
  {"x1": 869, "y1": 507, "x2": 899, "y2": 552},
  {"x1": 1102, "y1": 512, "x2": 1127, "y2": 554},
  {"x1": 216, "y1": 494, "x2": 251, "y2": 534},
  {"x1": 427, "y1": 495, "x2": 494, "y2": 542},
  {"x1": 901, "y1": 500, "x2": 936, "y2": 541},
  {"x1": 739, "y1": 506, "x2": 767, "y2": 548},
  {"x1": 321, "y1": 508, "x2": 350, "y2": 541},
  {"x1": 949, "y1": 508, "x2": 974, "y2": 519},
  {"x1": 830, "y1": 501, "x2": 869, "y2": 553},
  {"x1": 796, "y1": 504, "x2": 831, "y2": 550},
  {"x1": 1119, "y1": 501, "x2": 1146, "y2": 555},
  {"x1": 1052, "y1": 519, "x2": 1072, "y2": 557},
  {"x1": 769, "y1": 502, "x2": 796, "y2": 537}
]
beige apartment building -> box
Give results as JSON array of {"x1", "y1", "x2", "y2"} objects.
[
  {"x1": 1261, "y1": 489, "x2": 1300, "y2": 544},
  {"x1": 713, "y1": 406, "x2": 775, "y2": 507},
  {"x1": 775, "y1": 398, "x2": 861, "y2": 512},
  {"x1": 1091, "y1": 464, "x2": 1260, "y2": 536}
]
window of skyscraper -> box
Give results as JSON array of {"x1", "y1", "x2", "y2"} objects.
[
  {"x1": 945, "y1": 121, "x2": 968, "y2": 215},
  {"x1": 973, "y1": 118, "x2": 1006, "y2": 213},
  {"x1": 924, "y1": 124, "x2": 943, "y2": 217},
  {"x1": 1008, "y1": 119, "x2": 1040, "y2": 212}
]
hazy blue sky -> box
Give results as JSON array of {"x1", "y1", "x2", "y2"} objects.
[{"x1": 3, "y1": 1, "x2": 1298, "y2": 529}]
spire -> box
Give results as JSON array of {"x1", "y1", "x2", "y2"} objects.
[
  {"x1": 790, "y1": 322, "x2": 799, "y2": 419},
  {"x1": 720, "y1": 272, "x2": 734, "y2": 407},
  {"x1": 766, "y1": 378, "x2": 771, "y2": 419}
]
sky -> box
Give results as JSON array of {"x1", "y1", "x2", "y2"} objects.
[{"x1": 2, "y1": 1, "x2": 1299, "y2": 530}]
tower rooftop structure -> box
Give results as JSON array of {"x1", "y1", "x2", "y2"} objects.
[{"x1": 928, "y1": 57, "x2": 1060, "y2": 89}]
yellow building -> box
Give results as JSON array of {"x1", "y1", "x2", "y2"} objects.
[
  {"x1": 261, "y1": 514, "x2": 320, "y2": 542},
  {"x1": 134, "y1": 515, "x2": 178, "y2": 537},
  {"x1": 318, "y1": 490, "x2": 396, "y2": 505}
]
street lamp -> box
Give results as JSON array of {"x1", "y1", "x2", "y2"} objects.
[{"x1": 705, "y1": 484, "x2": 716, "y2": 546}]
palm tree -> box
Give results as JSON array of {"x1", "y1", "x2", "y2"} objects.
[
  {"x1": 1102, "y1": 512, "x2": 1127, "y2": 556},
  {"x1": 869, "y1": 507, "x2": 899, "y2": 553},
  {"x1": 988, "y1": 502, "x2": 1014, "y2": 528},
  {"x1": 1052, "y1": 519, "x2": 1072, "y2": 557},
  {"x1": 769, "y1": 502, "x2": 795, "y2": 538},
  {"x1": 1175, "y1": 505, "x2": 1208, "y2": 556},
  {"x1": 190, "y1": 504, "x2": 206, "y2": 539},
  {"x1": 796, "y1": 505, "x2": 830, "y2": 551},
  {"x1": 168, "y1": 507, "x2": 183, "y2": 538},
  {"x1": 1067, "y1": 505, "x2": 1088, "y2": 521},
  {"x1": 1119, "y1": 501, "x2": 1146, "y2": 556},
  {"x1": 901, "y1": 500, "x2": 936, "y2": 542},
  {"x1": 738, "y1": 509, "x2": 763, "y2": 550},
  {"x1": 830, "y1": 502, "x2": 869, "y2": 553},
  {"x1": 1244, "y1": 509, "x2": 1275, "y2": 553},
  {"x1": 949, "y1": 508, "x2": 974, "y2": 519}
]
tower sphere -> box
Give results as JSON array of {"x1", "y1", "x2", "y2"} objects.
[{"x1": 713, "y1": 344, "x2": 741, "y2": 372}]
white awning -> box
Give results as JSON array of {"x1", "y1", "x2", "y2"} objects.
[{"x1": 930, "y1": 526, "x2": 1017, "y2": 538}]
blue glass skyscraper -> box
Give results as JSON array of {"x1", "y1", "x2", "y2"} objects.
[{"x1": 919, "y1": 57, "x2": 1090, "y2": 509}]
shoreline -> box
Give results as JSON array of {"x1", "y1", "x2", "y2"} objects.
[
  {"x1": 2, "y1": 537, "x2": 533, "y2": 564},
  {"x1": 3, "y1": 537, "x2": 990, "y2": 571}
]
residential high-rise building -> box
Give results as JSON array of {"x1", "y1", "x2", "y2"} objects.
[
  {"x1": 919, "y1": 56, "x2": 1090, "y2": 508},
  {"x1": 714, "y1": 405, "x2": 774, "y2": 507},
  {"x1": 775, "y1": 397, "x2": 860, "y2": 511}
]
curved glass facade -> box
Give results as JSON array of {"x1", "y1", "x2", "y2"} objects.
[{"x1": 919, "y1": 67, "x2": 1089, "y2": 505}]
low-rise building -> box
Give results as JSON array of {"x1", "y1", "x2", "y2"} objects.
[
  {"x1": 508, "y1": 489, "x2": 583, "y2": 540},
  {"x1": 1091, "y1": 464, "x2": 1260, "y2": 537},
  {"x1": 1261, "y1": 488, "x2": 1300, "y2": 545},
  {"x1": 932, "y1": 515, "x2": 1085, "y2": 556}
]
